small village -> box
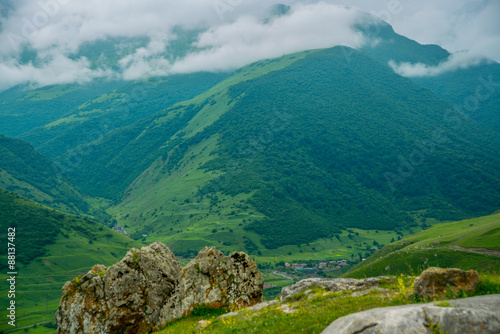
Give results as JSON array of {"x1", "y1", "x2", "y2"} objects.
[{"x1": 264, "y1": 259, "x2": 354, "y2": 283}]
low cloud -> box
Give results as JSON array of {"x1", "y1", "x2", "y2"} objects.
[
  {"x1": 0, "y1": 0, "x2": 498, "y2": 91},
  {"x1": 170, "y1": 3, "x2": 364, "y2": 73},
  {"x1": 388, "y1": 51, "x2": 491, "y2": 77},
  {"x1": 0, "y1": 51, "x2": 114, "y2": 91},
  {"x1": 0, "y1": 1, "x2": 369, "y2": 89}
]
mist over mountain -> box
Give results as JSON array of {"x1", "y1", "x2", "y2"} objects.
[
  {"x1": 1, "y1": 1, "x2": 498, "y2": 91},
  {"x1": 0, "y1": 4, "x2": 499, "y2": 257},
  {"x1": 48, "y1": 44, "x2": 500, "y2": 252},
  {"x1": 1, "y1": 4, "x2": 499, "y2": 331}
]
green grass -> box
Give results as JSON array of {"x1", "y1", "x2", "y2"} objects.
[
  {"x1": 346, "y1": 212, "x2": 500, "y2": 278},
  {"x1": 0, "y1": 232, "x2": 143, "y2": 332},
  {"x1": 107, "y1": 123, "x2": 419, "y2": 262},
  {"x1": 94, "y1": 46, "x2": 500, "y2": 257},
  {"x1": 22, "y1": 85, "x2": 82, "y2": 101},
  {"x1": 156, "y1": 272, "x2": 500, "y2": 334},
  {"x1": 0, "y1": 191, "x2": 144, "y2": 332},
  {"x1": 158, "y1": 290, "x2": 402, "y2": 334}
]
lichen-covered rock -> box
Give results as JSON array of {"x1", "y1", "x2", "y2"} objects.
[
  {"x1": 281, "y1": 276, "x2": 394, "y2": 300},
  {"x1": 55, "y1": 243, "x2": 263, "y2": 333},
  {"x1": 55, "y1": 242, "x2": 181, "y2": 334},
  {"x1": 413, "y1": 267, "x2": 480, "y2": 299},
  {"x1": 321, "y1": 294, "x2": 500, "y2": 334},
  {"x1": 160, "y1": 247, "x2": 264, "y2": 322}
]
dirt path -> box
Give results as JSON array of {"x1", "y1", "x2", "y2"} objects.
[
  {"x1": 448, "y1": 246, "x2": 500, "y2": 258},
  {"x1": 4, "y1": 321, "x2": 51, "y2": 333}
]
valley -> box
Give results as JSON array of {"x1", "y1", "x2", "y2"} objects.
[{"x1": 0, "y1": 3, "x2": 499, "y2": 333}]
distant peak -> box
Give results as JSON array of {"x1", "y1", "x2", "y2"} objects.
[{"x1": 262, "y1": 3, "x2": 291, "y2": 23}]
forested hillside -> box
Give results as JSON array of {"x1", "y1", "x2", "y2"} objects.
[
  {"x1": 0, "y1": 134, "x2": 90, "y2": 214},
  {"x1": 59, "y1": 47, "x2": 500, "y2": 252}
]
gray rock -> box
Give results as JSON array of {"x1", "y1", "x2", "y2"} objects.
[
  {"x1": 281, "y1": 276, "x2": 394, "y2": 300},
  {"x1": 56, "y1": 242, "x2": 263, "y2": 333},
  {"x1": 321, "y1": 294, "x2": 500, "y2": 334},
  {"x1": 161, "y1": 247, "x2": 264, "y2": 322},
  {"x1": 56, "y1": 242, "x2": 182, "y2": 334},
  {"x1": 413, "y1": 267, "x2": 480, "y2": 299},
  {"x1": 279, "y1": 304, "x2": 297, "y2": 314},
  {"x1": 245, "y1": 300, "x2": 278, "y2": 312},
  {"x1": 218, "y1": 312, "x2": 239, "y2": 319},
  {"x1": 351, "y1": 287, "x2": 390, "y2": 297},
  {"x1": 196, "y1": 320, "x2": 211, "y2": 330}
]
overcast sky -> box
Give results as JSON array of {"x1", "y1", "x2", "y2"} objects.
[{"x1": 0, "y1": 0, "x2": 498, "y2": 91}]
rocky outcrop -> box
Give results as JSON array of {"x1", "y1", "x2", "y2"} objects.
[
  {"x1": 281, "y1": 276, "x2": 394, "y2": 300},
  {"x1": 321, "y1": 294, "x2": 500, "y2": 334},
  {"x1": 413, "y1": 267, "x2": 480, "y2": 299},
  {"x1": 55, "y1": 242, "x2": 263, "y2": 333},
  {"x1": 161, "y1": 247, "x2": 264, "y2": 322}
]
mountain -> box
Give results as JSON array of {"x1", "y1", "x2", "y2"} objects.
[
  {"x1": 60, "y1": 46, "x2": 500, "y2": 255},
  {"x1": 346, "y1": 211, "x2": 500, "y2": 278},
  {"x1": 2, "y1": 17, "x2": 499, "y2": 259},
  {"x1": 358, "y1": 20, "x2": 500, "y2": 133},
  {"x1": 0, "y1": 133, "x2": 91, "y2": 214},
  {"x1": 412, "y1": 63, "x2": 500, "y2": 133},
  {"x1": 0, "y1": 72, "x2": 229, "y2": 161},
  {"x1": 0, "y1": 80, "x2": 123, "y2": 137},
  {"x1": 0, "y1": 189, "x2": 143, "y2": 331}
]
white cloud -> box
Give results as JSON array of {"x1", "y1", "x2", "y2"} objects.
[
  {"x1": 0, "y1": 51, "x2": 114, "y2": 91},
  {"x1": 0, "y1": 0, "x2": 498, "y2": 90},
  {"x1": 388, "y1": 51, "x2": 491, "y2": 77},
  {"x1": 118, "y1": 34, "x2": 172, "y2": 80},
  {"x1": 171, "y1": 3, "x2": 364, "y2": 73}
]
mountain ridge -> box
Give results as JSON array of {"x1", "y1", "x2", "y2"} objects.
[{"x1": 59, "y1": 46, "x2": 500, "y2": 254}]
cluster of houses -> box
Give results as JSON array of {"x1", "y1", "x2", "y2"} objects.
[
  {"x1": 283, "y1": 259, "x2": 349, "y2": 272},
  {"x1": 263, "y1": 284, "x2": 277, "y2": 289},
  {"x1": 112, "y1": 221, "x2": 129, "y2": 236}
]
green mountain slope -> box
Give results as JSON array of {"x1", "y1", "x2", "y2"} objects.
[
  {"x1": 346, "y1": 211, "x2": 500, "y2": 278},
  {"x1": 64, "y1": 47, "x2": 500, "y2": 254},
  {"x1": 358, "y1": 19, "x2": 500, "y2": 133},
  {"x1": 0, "y1": 80, "x2": 123, "y2": 137},
  {"x1": 62, "y1": 51, "x2": 310, "y2": 199},
  {"x1": 0, "y1": 189, "x2": 143, "y2": 331},
  {"x1": 0, "y1": 134, "x2": 90, "y2": 214},
  {"x1": 412, "y1": 63, "x2": 500, "y2": 133},
  {"x1": 19, "y1": 72, "x2": 229, "y2": 160},
  {"x1": 358, "y1": 19, "x2": 450, "y2": 67}
]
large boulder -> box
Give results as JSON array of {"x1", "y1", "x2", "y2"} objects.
[
  {"x1": 413, "y1": 267, "x2": 480, "y2": 300},
  {"x1": 161, "y1": 247, "x2": 264, "y2": 322},
  {"x1": 55, "y1": 242, "x2": 263, "y2": 333},
  {"x1": 281, "y1": 276, "x2": 394, "y2": 300},
  {"x1": 321, "y1": 294, "x2": 500, "y2": 334}
]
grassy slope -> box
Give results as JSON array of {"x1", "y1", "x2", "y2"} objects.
[
  {"x1": 106, "y1": 50, "x2": 416, "y2": 261},
  {"x1": 156, "y1": 274, "x2": 500, "y2": 334},
  {"x1": 107, "y1": 46, "x2": 500, "y2": 252},
  {"x1": 358, "y1": 19, "x2": 500, "y2": 134},
  {"x1": 22, "y1": 72, "x2": 229, "y2": 160},
  {"x1": 0, "y1": 81, "x2": 123, "y2": 137},
  {"x1": 0, "y1": 190, "x2": 144, "y2": 332},
  {"x1": 346, "y1": 212, "x2": 500, "y2": 278},
  {"x1": 0, "y1": 134, "x2": 91, "y2": 215}
]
